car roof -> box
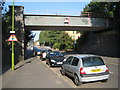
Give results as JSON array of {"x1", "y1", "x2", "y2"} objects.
[
  {"x1": 69, "y1": 54, "x2": 98, "y2": 58},
  {"x1": 50, "y1": 51, "x2": 60, "y2": 53}
]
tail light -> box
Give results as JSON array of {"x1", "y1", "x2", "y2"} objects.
[
  {"x1": 80, "y1": 67, "x2": 86, "y2": 74},
  {"x1": 106, "y1": 66, "x2": 109, "y2": 72}
]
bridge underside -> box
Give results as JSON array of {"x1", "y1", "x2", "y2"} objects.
[{"x1": 25, "y1": 26, "x2": 112, "y2": 31}]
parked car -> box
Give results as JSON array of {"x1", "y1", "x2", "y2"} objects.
[
  {"x1": 45, "y1": 49, "x2": 52, "y2": 54},
  {"x1": 60, "y1": 54, "x2": 109, "y2": 86},
  {"x1": 39, "y1": 50, "x2": 46, "y2": 60},
  {"x1": 36, "y1": 49, "x2": 42, "y2": 56},
  {"x1": 39, "y1": 49, "x2": 52, "y2": 61},
  {"x1": 46, "y1": 51, "x2": 65, "y2": 67}
]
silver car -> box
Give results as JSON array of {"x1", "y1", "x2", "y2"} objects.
[{"x1": 60, "y1": 54, "x2": 109, "y2": 86}]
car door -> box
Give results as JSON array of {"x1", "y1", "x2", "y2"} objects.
[
  {"x1": 69, "y1": 57, "x2": 80, "y2": 77},
  {"x1": 63, "y1": 56, "x2": 73, "y2": 75}
]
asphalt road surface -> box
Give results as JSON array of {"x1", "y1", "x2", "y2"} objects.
[{"x1": 3, "y1": 47, "x2": 118, "y2": 88}]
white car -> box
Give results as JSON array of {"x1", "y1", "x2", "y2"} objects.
[{"x1": 60, "y1": 54, "x2": 109, "y2": 86}]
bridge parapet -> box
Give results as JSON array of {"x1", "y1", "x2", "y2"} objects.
[{"x1": 24, "y1": 14, "x2": 113, "y2": 31}]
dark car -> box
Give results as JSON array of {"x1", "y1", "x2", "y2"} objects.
[
  {"x1": 41, "y1": 49, "x2": 52, "y2": 60},
  {"x1": 46, "y1": 51, "x2": 65, "y2": 67},
  {"x1": 37, "y1": 49, "x2": 42, "y2": 56},
  {"x1": 45, "y1": 49, "x2": 52, "y2": 54}
]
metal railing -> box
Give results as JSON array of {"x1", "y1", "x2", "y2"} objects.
[
  {"x1": 24, "y1": 10, "x2": 111, "y2": 18},
  {"x1": 24, "y1": 10, "x2": 97, "y2": 17}
]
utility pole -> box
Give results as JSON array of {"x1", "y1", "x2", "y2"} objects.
[{"x1": 11, "y1": 0, "x2": 15, "y2": 70}]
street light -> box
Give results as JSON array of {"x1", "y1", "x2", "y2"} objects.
[{"x1": 11, "y1": 0, "x2": 15, "y2": 70}]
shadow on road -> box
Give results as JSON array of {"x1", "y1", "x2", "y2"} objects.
[
  {"x1": 14, "y1": 60, "x2": 32, "y2": 70},
  {"x1": 2, "y1": 65, "x2": 11, "y2": 75}
]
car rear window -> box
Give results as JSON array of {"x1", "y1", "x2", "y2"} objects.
[{"x1": 82, "y1": 57, "x2": 105, "y2": 67}]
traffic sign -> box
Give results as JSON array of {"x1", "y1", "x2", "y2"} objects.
[
  {"x1": 64, "y1": 17, "x2": 69, "y2": 24},
  {"x1": 10, "y1": 31, "x2": 15, "y2": 33},
  {"x1": 8, "y1": 34, "x2": 18, "y2": 41}
]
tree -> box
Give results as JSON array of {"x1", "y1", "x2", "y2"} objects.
[
  {"x1": 39, "y1": 31, "x2": 74, "y2": 50},
  {"x1": 2, "y1": 2, "x2": 12, "y2": 48},
  {"x1": 39, "y1": 31, "x2": 61, "y2": 46},
  {"x1": 58, "y1": 32, "x2": 74, "y2": 50},
  {"x1": 83, "y1": 2, "x2": 119, "y2": 18}
]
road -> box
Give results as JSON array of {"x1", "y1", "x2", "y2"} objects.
[
  {"x1": 2, "y1": 47, "x2": 118, "y2": 88},
  {"x1": 44, "y1": 60, "x2": 118, "y2": 88}
]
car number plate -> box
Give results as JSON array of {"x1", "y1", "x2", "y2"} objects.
[
  {"x1": 91, "y1": 69, "x2": 101, "y2": 72},
  {"x1": 57, "y1": 62, "x2": 62, "y2": 64}
]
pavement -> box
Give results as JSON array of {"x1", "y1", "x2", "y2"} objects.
[{"x1": 2, "y1": 57, "x2": 71, "y2": 88}]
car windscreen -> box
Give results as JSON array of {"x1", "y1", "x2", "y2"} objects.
[
  {"x1": 38, "y1": 49, "x2": 42, "y2": 51},
  {"x1": 49, "y1": 52, "x2": 63, "y2": 57},
  {"x1": 82, "y1": 57, "x2": 105, "y2": 67}
]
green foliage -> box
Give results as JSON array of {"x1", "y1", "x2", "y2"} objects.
[
  {"x1": 2, "y1": 4, "x2": 12, "y2": 47},
  {"x1": 53, "y1": 43, "x2": 61, "y2": 49},
  {"x1": 39, "y1": 31, "x2": 61, "y2": 45},
  {"x1": 83, "y1": 2, "x2": 118, "y2": 17},
  {"x1": 39, "y1": 31, "x2": 74, "y2": 50},
  {"x1": 58, "y1": 32, "x2": 74, "y2": 50}
]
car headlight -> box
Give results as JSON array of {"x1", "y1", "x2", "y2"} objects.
[
  {"x1": 51, "y1": 59, "x2": 56, "y2": 62},
  {"x1": 63, "y1": 59, "x2": 66, "y2": 61},
  {"x1": 37, "y1": 52, "x2": 41, "y2": 54}
]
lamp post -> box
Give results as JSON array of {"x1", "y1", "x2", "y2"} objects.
[{"x1": 11, "y1": 0, "x2": 15, "y2": 70}]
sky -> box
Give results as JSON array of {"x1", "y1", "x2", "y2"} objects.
[{"x1": 4, "y1": 2, "x2": 90, "y2": 41}]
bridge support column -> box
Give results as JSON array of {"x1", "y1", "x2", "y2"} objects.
[{"x1": 9, "y1": 6, "x2": 25, "y2": 63}]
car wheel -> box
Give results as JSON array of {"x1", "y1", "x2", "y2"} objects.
[
  {"x1": 60, "y1": 68, "x2": 65, "y2": 76},
  {"x1": 48, "y1": 62, "x2": 52, "y2": 67},
  {"x1": 41, "y1": 58, "x2": 43, "y2": 61},
  {"x1": 74, "y1": 74, "x2": 81, "y2": 86},
  {"x1": 101, "y1": 79, "x2": 108, "y2": 83}
]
